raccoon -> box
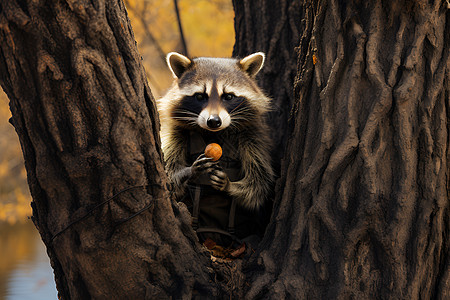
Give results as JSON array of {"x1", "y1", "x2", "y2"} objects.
[{"x1": 158, "y1": 52, "x2": 274, "y2": 220}]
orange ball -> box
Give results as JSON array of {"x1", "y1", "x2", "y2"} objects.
[{"x1": 204, "y1": 143, "x2": 222, "y2": 161}]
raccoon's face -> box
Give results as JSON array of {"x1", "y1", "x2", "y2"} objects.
[{"x1": 164, "y1": 52, "x2": 268, "y2": 132}]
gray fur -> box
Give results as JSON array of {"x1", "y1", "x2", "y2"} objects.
[{"x1": 158, "y1": 53, "x2": 274, "y2": 210}]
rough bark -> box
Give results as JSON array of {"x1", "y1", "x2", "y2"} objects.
[
  {"x1": 243, "y1": 0, "x2": 449, "y2": 299},
  {"x1": 0, "y1": 0, "x2": 214, "y2": 299},
  {"x1": 1, "y1": 0, "x2": 449, "y2": 299},
  {"x1": 232, "y1": 0, "x2": 303, "y2": 173}
]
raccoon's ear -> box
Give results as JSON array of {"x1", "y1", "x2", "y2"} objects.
[
  {"x1": 167, "y1": 52, "x2": 192, "y2": 78},
  {"x1": 239, "y1": 52, "x2": 265, "y2": 77}
]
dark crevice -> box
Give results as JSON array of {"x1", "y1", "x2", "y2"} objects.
[
  {"x1": 73, "y1": 274, "x2": 91, "y2": 300},
  {"x1": 432, "y1": 209, "x2": 449, "y2": 299},
  {"x1": 16, "y1": 0, "x2": 30, "y2": 17}
]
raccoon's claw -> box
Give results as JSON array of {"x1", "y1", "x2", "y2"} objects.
[
  {"x1": 209, "y1": 169, "x2": 230, "y2": 192},
  {"x1": 191, "y1": 154, "x2": 217, "y2": 177}
]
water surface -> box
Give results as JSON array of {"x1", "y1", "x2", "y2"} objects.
[{"x1": 0, "y1": 222, "x2": 57, "y2": 300}]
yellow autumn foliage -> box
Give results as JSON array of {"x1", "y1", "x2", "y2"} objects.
[
  {"x1": 0, "y1": 88, "x2": 32, "y2": 224},
  {"x1": 125, "y1": 0, "x2": 234, "y2": 97}
]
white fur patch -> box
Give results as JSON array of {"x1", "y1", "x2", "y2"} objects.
[
  {"x1": 197, "y1": 107, "x2": 230, "y2": 131},
  {"x1": 205, "y1": 81, "x2": 213, "y2": 95},
  {"x1": 219, "y1": 109, "x2": 231, "y2": 129},
  {"x1": 179, "y1": 84, "x2": 205, "y2": 97},
  {"x1": 198, "y1": 109, "x2": 209, "y2": 130}
]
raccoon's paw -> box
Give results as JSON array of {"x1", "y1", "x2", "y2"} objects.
[
  {"x1": 191, "y1": 154, "x2": 217, "y2": 178},
  {"x1": 209, "y1": 168, "x2": 230, "y2": 192}
]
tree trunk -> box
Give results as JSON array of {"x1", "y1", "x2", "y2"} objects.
[
  {"x1": 239, "y1": 0, "x2": 449, "y2": 299},
  {"x1": 0, "y1": 0, "x2": 214, "y2": 298},
  {"x1": 0, "y1": 0, "x2": 449, "y2": 299},
  {"x1": 232, "y1": 0, "x2": 303, "y2": 173}
]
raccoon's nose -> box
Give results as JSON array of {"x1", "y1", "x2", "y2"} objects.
[{"x1": 207, "y1": 115, "x2": 222, "y2": 129}]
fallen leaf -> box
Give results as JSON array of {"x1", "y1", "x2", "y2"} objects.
[
  {"x1": 203, "y1": 238, "x2": 216, "y2": 250},
  {"x1": 230, "y1": 243, "x2": 246, "y2": 258}
]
